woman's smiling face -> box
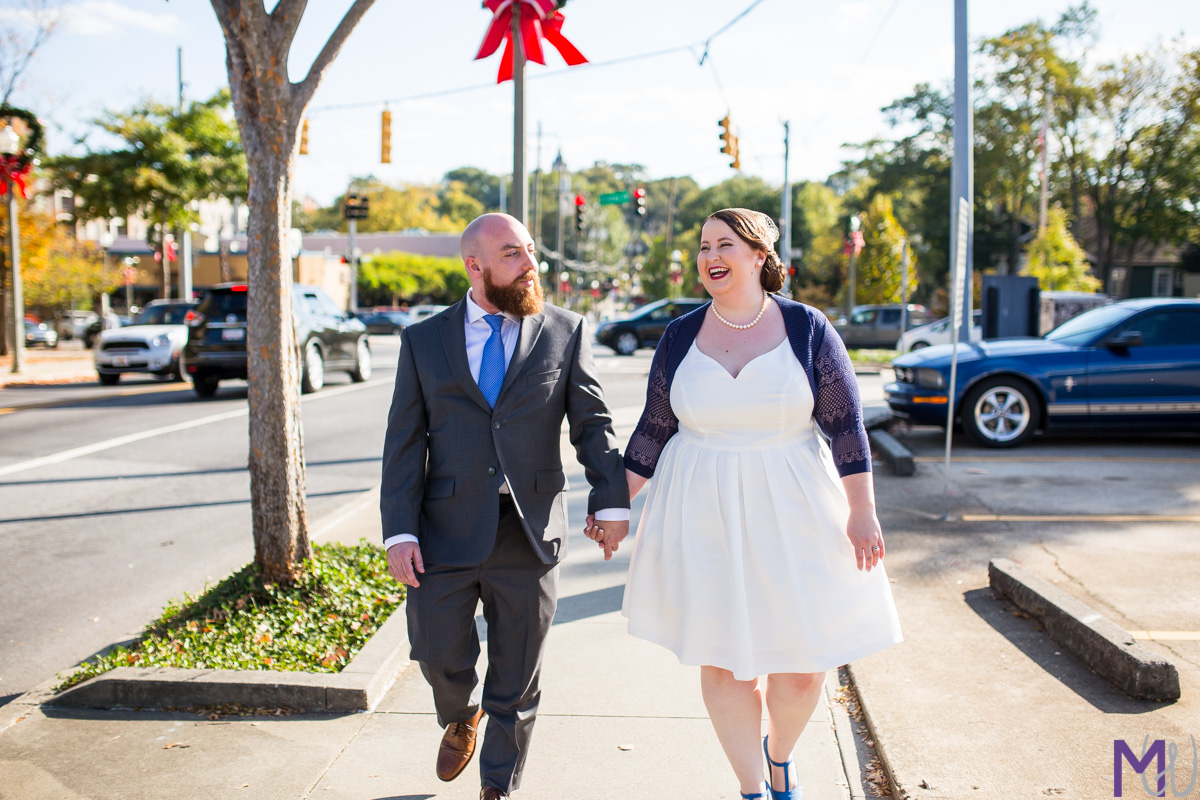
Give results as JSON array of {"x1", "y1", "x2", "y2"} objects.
[{"x1": 698, "y1": 218, "x2": 760, "y2": 297}]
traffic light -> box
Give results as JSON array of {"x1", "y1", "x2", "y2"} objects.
[
  {"x1": 731, "y1": 137, "x2": 741, "y2": 170},
  {"x1": 300, "y1": 118, "x2": 309, "y2": 155},
  {"x1": 633, "y1": 187, "x2": 646, "y2": 216},
  {"x1": 381, "y1": 109, "x2": 392, "y2": 164},
  {"x1": 343, "y1": 193, "x2": 370, "y2": 220},
  {"x1": 574, "y1": 194, "x2": 586, "y2": 232}
]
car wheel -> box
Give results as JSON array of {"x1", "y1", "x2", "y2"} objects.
[
  {"x1": 911, "y1": 341, "x2": 930, "y2": 350},
  {"x1": 961, "y1": 376, "x2": 1040, "y2": 448},
  {"x1": 169, "y1": 357, "x2": 184, "y2": 382},
  {"x1": 614, "y1": 331, "x2": 640, "y2": 356},
  {"x1": 193, "y1": 373, "x2": 220, "y2": 398},
  {"x1": 98, "y1": 372, "x2": 120, "y2": 386},
  {"x1": 301, "y1": 342, "x2": 325, "y2": 394},
  {"x1": 392, "y1": 325, "x2": 402, "y2": 335},
  {"x1": 84, "y1": 335, "x2": 95, "y2": 349},
  {"x1": 349, "y1": 337, "x2": 372, "y2": 382}
]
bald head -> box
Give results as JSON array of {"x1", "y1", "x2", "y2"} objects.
[{"x1": 461, "y1": 213, "x2": 529, "y2": 262}]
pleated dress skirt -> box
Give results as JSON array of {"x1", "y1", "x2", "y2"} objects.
[{"x1": 622, "y1": 339, "x2": 903, "y2": 680}]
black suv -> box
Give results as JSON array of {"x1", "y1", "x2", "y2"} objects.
[
  {"x1": 594, "y1": 298, "x2": 708, "y2": 355},
  {"x1": 182, "y1": 282, "x2": 371, "y2": 398}
]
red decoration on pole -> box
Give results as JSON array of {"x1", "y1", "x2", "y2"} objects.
[
  {"x1": 475, "y1": 0, "x2": 588, "y2": 84},
  {"x1": 842, "y1": 230, "x2": 864, "y2": 257},
  {"x1": 0, "y1": 155, "x2": 30, "y2": 199}
]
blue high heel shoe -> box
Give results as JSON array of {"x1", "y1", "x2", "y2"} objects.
[
  {"x1": 763, "y1": 735, "x2": 804, "y2": 800},
  {"x1": 740, "y1": 786, "x2": 769, "y2": 800}
]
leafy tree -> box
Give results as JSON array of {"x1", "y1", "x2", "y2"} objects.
[
  {"x1": 790, "y1": 182, "x2": 844, "y2": 308},
  {"x1": 48, "y1": 90, "x2": 247, "y2": 296},
  {"x1": 358, "y1": 251, "x2": 469, "y2": 305},
  {"x1": 850, "y1": 195, "x2": 918, "y2": 306},
  {"x1": 1022, "y1": 206, "x2": 1100, "y2": 291},
  {"x1": 0, "y1": 206, "x2": 117, "y2": 311},
  {"x1": 209, "y1": 0, "x2": 377, "y2": 585}
]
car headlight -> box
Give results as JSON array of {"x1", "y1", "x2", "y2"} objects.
[
  {"x1": 151, "y1": 334, "x2": 172, "y2": 348},
  {"x1": 916, "y1": 368, "x2": 947, "y2": 390}
]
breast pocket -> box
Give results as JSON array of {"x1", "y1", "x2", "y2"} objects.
[{"x1": 526, "y1": 369, "x2": 561, "y2": 386}]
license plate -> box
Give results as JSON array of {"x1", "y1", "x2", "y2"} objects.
[
  {"x1": 113, "y1": 355, "x2": 128, "y2": 367},
  {"x1": 221, "y1": 328, "x2": 245, "y2": 341}
]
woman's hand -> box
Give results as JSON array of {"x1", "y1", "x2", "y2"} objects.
[{"x1": 846, "y1": 508, "x2": 884, "y2": 571}]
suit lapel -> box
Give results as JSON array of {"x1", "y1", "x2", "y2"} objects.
[
  {"x1": 440, "y1": 300, "x2": 493, "y2": 413},
  {"x1": 498, "y1": 312, "x2": 545, "y2": 401}
]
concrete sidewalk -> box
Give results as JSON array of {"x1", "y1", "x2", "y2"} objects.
[
  {"x1": 0, "y1": 346, "x2": 97, "y2": 388},
  {"x1": 0, "y1": 476, "x2": 874, "y2": 800}
]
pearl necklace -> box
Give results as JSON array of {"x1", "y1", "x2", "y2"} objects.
[{"x1": 712, "y1": 291, "x2": 769, "y2": 330}]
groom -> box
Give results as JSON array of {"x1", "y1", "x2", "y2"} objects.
[{"x1": 381, "y1": 213, "x2": 630, "y2": 800}]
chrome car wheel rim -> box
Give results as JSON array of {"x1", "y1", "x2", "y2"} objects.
[
  {"x1": 357, "y1": 340, "x2": 372, "y2": 379},
  {"x1": 307, "y1": 345, "x2": 324, "y2": 389},
  {"x1": 974, "y1": 387, "x2": 1030, "y2": 442},
  {"x1": 616, "y1": 332, "x2": 637, "y2": 355}
]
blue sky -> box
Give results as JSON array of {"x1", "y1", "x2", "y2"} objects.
[{"x1": 8, "y1": 0, "x2": 1200, "y2": 205}]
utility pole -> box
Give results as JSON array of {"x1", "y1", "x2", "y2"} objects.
[
  {"x1": 951, "y1": 0, "x2": 975, "y2": 343},
  {"x1": 6, "y1": 172, "x2": 22, "y2": 374},
  {"x1": 780, "y1": 121, "x2": 792, "y2": 294},
  {"x1": 900, "y1": 240, "x2": 910, "y2": 333},
  {"x1": 847, "y1": 215, "x2": 861, "y2": 314},
  {"x1": 531, "y1": 121, "x2": 542, "y2": 244},
  {"x1": 510, "y1": 2, "x2": 527, "y2": 224},
  {"x1": 554, "y1": 151, "x2": 568, "y2": 306},
  {"x1": 664, "y1": 177, "x2": 678, "y2": 265},
  {"x1": 177, "y1": 47, "x2": 184, "y2": 112},
  {"x1": 348, "y1": 217, "x2": 357, "y2": 312},
  {"x1": 1038, "y1": 77, "x2": 1052, "y2": 234}
]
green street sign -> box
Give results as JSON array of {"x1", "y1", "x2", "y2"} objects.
[{"x1": 598, "y1": 190, "x2": 631, "y2": 205}]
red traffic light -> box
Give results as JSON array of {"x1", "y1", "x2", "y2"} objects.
[
  {"x1": 633, "y1": 187, "x2": 646, "y2": 199},
  {"x1": 574, "y1": 194, "x2": 586, "y2": 206}
]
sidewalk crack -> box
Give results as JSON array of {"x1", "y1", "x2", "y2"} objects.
[{"x1": 300, "y1": 711, "x2": 373, "y2": 799}]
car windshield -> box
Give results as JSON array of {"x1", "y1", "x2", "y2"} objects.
[
  {"x1": 137, "y1": 305, "x2": 191, "y2": 325},
  {"x1": 198, "y1": 291, "x2": 248, "y2": 320},
  {"x1": 1044, "y1": 304, "x2": 1135, "y2": 345}
]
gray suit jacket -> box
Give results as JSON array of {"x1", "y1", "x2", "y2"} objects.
[{"x1": 381, "y1": 299, "x2": 629, "y2": 566}]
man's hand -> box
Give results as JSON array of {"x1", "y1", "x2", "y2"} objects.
[
  {"x1": 387, "y1": 541, "x2": 425, "y2": 587},
  {"x1": 584, "y1": 516, "x2": 629, "y2": 561}
]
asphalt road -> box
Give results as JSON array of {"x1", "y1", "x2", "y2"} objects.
[{"x1": 0, "y1": 336, "x2": 654, "y2": 705}]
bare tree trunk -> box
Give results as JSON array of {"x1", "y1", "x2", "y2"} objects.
[{"x1": 210, "y1": 0, "x2": 376, "y2": 584}]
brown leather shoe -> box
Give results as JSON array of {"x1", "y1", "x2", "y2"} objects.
[
  {"x1": 435, "y1": 707, "x2": 485, "y2": 782},
  {"x1": 480, "y1": 788, "x2": 509, "y2": 800}
]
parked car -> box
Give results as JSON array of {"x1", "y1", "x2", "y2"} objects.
[
  {"x1": 408, "y1": 304, "x2": 450, "y2": 324},
  {"x1": 93, "y1": 300, "x2": 197, "y2": 385},
  {"x1": 896, "y1": 310, "x2": 983, "y2": 354},
  {"x1": 24, "y1": 320, "x2": 58, "y2": 348},
  {"x1": 595, "y1": 298, "x2": 709, "y2": 355},
  {"x1": 182, "y1": 283, "x2": 371, "y2": 398},
  {"x1": 56, "y1": 310, "x2": 97, "y2": 341},
  {"x1": 833, "y1": 304, "x2": 933, "y2": 349},
  {"x1": 360, "y1": 309, "x2": 412, "y2": 335},
  {"x1": 83, "y1": 313, "x2": 131, "y2": 348},
  {"x1": 884, "y1": 298, "x2": 1200, "y2": 448}
]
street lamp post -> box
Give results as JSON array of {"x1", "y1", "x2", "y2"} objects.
[
  {"x1": 847, "y1": 215, "x2": 861, "y2": 315},
  {"x1": 1, "y1": 124, "x2": 24, "y2": 375}
]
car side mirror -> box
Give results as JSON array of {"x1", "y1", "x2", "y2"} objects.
[{"x1": 1104, "y1": 330, "x2": 1143, "y2": 350}]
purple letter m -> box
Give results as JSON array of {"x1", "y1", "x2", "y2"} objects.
[{"x1": 1115, "y1": 738, "x2": 1167, "y2": 798}]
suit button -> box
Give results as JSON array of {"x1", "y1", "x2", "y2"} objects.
[
  {"x1": 492, "y1": 422, "x2": 500, "y2": 429},
  {"x1": 488, "y1": 467, "x2": 497, "y2": 475}
]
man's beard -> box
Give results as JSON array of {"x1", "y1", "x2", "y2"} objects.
[{"x1": 482, "y1": 267, "x2": 544, "y2": 317}]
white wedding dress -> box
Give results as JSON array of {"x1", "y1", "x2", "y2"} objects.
[{"x1": 622, "y1": 339, "x2": 903, "y2": 680}]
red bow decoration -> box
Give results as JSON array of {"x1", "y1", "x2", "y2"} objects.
[
  {"x1": 0, "y1": 155, "x2": 29, "y2": 199},
  {"x1": 475, "y1": 0, "x2": 588, "y2": 84}
]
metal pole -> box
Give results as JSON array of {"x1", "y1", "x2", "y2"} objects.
[
  {"x1": 348, "y1": 218, "x2": 358, "y2": 312},
  {"x1": 532, "y1": 121, "x2": 542, "y2": 244},
  {"x1": 952, "y1": 0, "x2": 974, "y2": 343},
  {"x1": 556, "y1": 170, "x2": 567, "y2": 305},
  {"x1": 1038, "y1": 78, "x2": 1052, "y2": 234},
  {"x1": 499, "y1": 175, "x2": 506, "y2": 214},
  {"x1": 780, "y1": 121, "x2": 792, "y2": 294},
  {"x1": 900, "y1": 240, "x2": 909, "y2": 333},
  {"x1": 848, "y1": 250, "x2": 857, "y2": 314},
  {"x1": 182, "y1": 228, "x2": 193, "y2": 301},
  {"x1": 177, "y1": 47, "x2": 184, "y2": 111},
  {"x1": 510, "y1": 2, "x2": 527, "y2": 224},
  {"x1": 7, "y1": 180, "x2": 23, "y2": 374}
]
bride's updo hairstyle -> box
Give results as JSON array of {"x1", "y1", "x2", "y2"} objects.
[{"x1": 705, "y1": 208, "x2": 786, "y2": 293}]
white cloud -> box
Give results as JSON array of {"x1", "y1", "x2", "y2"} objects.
[{"x1": 59, "y1": 1, "x2": 181, "y2": 37}]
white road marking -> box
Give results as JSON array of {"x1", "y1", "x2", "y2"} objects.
[{"x1": 0, "y1": 377, "x2": 389, "y2": 478}]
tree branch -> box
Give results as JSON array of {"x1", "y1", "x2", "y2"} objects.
[
  {"x1": 291, "y1": 0, "x2": 377, "y2": 114},
  {"x1": 270, "y1": 0, "x2": 308, "y2": 55}
]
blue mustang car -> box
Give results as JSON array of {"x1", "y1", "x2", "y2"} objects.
[{"x1": 884, "y1": 298, "x2": 1200, "y2": 447}]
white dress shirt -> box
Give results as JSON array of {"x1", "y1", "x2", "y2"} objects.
[{"x1": 384, "y1": 290, "x2": 628, "y2": 551}]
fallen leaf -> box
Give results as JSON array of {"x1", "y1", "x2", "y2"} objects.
[
  {"x1": 163, "y1": 742, "x2": 189, "y2": 749},
  {"x1": 617, "y1": 744, "x2": 634, "y2": 751}
]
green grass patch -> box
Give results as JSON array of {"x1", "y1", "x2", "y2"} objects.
[
  {"x1": 847, "y1": 349, "x2": 898, "y2": 367},
  {"x1": 56, "y1": 542, "x2": 404, "y2": 693}
]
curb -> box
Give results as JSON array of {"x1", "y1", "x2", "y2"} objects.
[
  {"x1": 863, "y1": 406, "x2": 894, "y2": 431},
  {"x1": 843, "y1": 662, "x2": 908, "y2": 800},
  {"x1": 44, "y1": 605, "x2": 410, "y2": 714},
  {"x1": 988, "y1": 558, "x2": 1180, "y2": 702},
  {"x1": 868, "y1": 429, "x2": 914, "y2": 476},
  {"x1": 825, "y1": 673, "x2": 868, "y2": 800}
]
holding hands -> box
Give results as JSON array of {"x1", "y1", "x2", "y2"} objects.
[{"x1": 584, "y1": 515, "x2": 629, "y2": 561}]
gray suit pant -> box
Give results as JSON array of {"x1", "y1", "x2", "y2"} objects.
[{"x1": 406, "y1": 495, "x2": 558, "y2": 792}]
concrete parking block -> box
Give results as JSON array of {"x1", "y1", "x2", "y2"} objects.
[
  {"x1": 869, "y1": 429, "x2": 915, "y2": 476},
  {"x1": 988, "y1": 558, "x2": 1180, "y2": 701}
]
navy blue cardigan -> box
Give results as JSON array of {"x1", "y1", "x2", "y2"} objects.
[{"x1": 624, "y1": 295, "x2": 872, "y2": 479}]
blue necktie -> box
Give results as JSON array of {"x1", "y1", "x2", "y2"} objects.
[{"x1": 478, "y1": 314, "x2": 506, "y2": 408}]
